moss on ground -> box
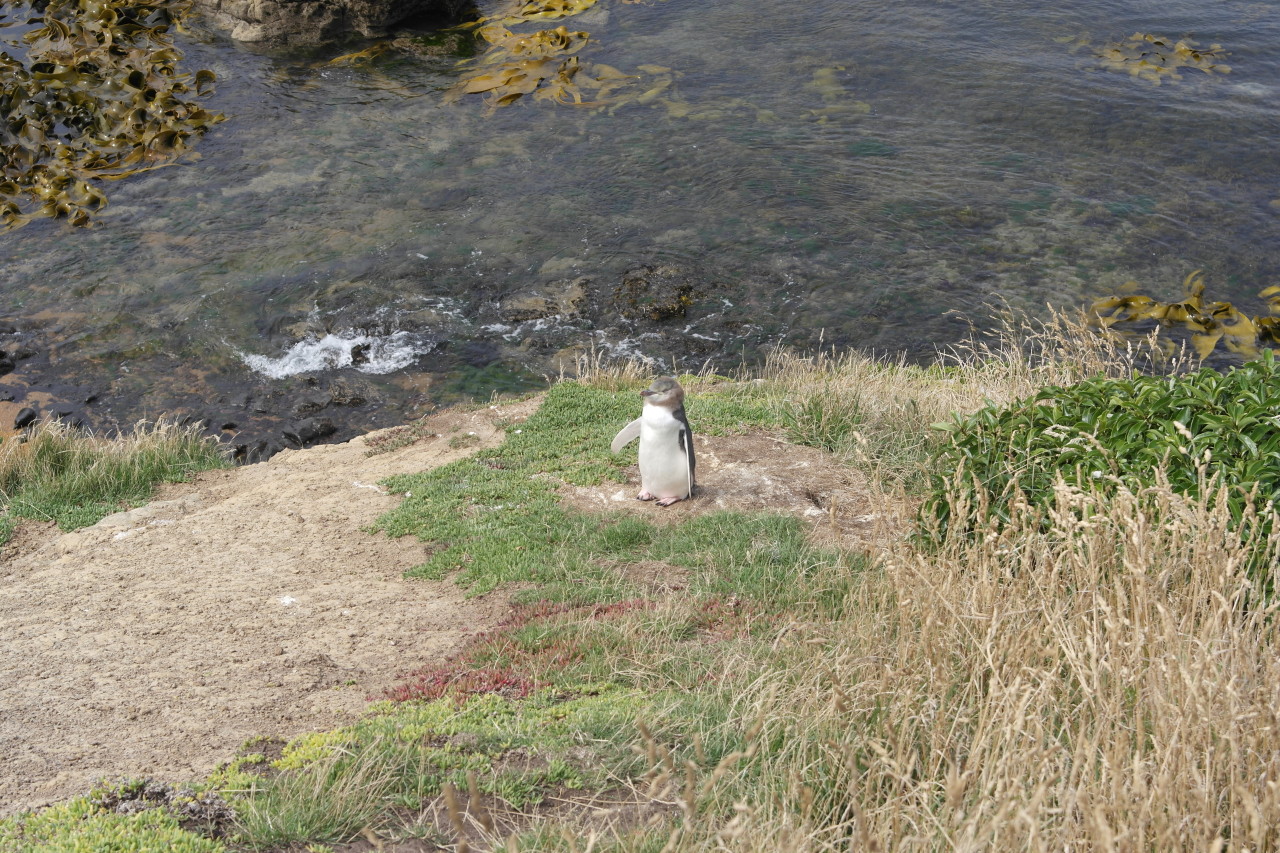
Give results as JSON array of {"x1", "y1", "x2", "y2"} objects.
[
  {"x1": 0, "y1": 798, "x2": 226, "y2": 853},
  {"x1": 274, "y1": 685, "x2": 647, "y2": 802}
]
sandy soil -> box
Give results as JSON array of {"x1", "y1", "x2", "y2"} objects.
[
  {"x1": 0, "y1": 401, "x2": 536, "y2": 817},
  {"x1": 567, "y1": 432, "x2": 884, "y2": 550},
  {"x1": 0, "y1": 395, "x2": 887, "y2": 819}
]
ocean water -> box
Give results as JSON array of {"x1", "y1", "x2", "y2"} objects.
[{"x1": 2, "y1": 0, "x2": 1277, "y2": 441}]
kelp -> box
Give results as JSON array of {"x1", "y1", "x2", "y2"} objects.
[
  {"x1": 1094, "y1": 33, "x2": 1231, "y2": 84},
  {"x1": 475, "y1": 23, "x2": 588, "y2": 58},
  {"x1": 508, "y1": 0, "x2": 596, "y2": 22},
  {"x1": 802, "y1": 64, "x2": 870, "y2": 123},
  {"x1": 349, "y1": 0, "x2": 853, "y2": 119},
  {"x1": 446, "y1": 0, "x2": 676, "y2": 110},
  {"x1": 1089, "y1": 270, "x2": 1280, "y2": 360},
  {"x1": 326, "y1": 42, "x2": 394, "y2": 66},
  {"x1": 460, "y1": 54, "x2": 581, "y2": 104},
  {"x1": 0, "y1": 0, "x2": 223, "y2": 230}
]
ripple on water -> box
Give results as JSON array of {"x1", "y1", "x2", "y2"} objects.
[{"x1": 2, "y1": 0, "x2": 1280, "y2": 441}]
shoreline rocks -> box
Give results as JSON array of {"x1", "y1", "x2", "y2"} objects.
[
  {"x1": 199, "y1": 0, "x2": 472, "y2": 43},
  {"x1": 0, "y1": 259, "x2": 779, "y2": 464}
]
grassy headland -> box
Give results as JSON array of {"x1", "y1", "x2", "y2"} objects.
[{"x1": 5, "y1": 312, "x2": 1279, "y2": 851}]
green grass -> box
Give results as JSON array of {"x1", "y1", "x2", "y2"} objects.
[
  {"x1": 225, "y1": 686, "x2": 657, "y2": 847},
  {"x1": 229, "y1": 740, "x2": 400, "y2": 849},
  {"x1": 0, "y1": 420, "x2": 229, "y2": 544},
  {"x1": 373, "y1": 380, "x2": 784, "y2": 597}
]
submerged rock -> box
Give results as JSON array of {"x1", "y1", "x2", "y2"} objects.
[
  {"x1": 458, "y1": 258, "x2": 749, "y2": 375},
  {"x1": 614, "y1": 264, "x2": 697, "y2": 321},
  {"x1": 500, "y1": 277, "x2": 589, "y2": 323},
  {"x1": 201, "y1": 0, "x2": 473, "y2": 43}
]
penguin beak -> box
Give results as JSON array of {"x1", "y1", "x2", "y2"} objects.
[{"x1": 640, "y1": 389, "x2": 655, "y2": 398}]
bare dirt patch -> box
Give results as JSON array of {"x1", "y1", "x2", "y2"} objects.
[
  {"x1": 0, "y1": 400, "x2": 537, "y2": 817},
  {"x1": 563, "y1": 433, "x2": 889, "y2": 551}
]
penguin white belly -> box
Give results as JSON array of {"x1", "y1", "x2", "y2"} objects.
[{"x1": 638, "y1": 408, "x2": 690, "y2": 499}]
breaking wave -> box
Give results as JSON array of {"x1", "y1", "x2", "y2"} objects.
[{"x1": 239, "y1": 331, "x2": 432, "y2": 379}]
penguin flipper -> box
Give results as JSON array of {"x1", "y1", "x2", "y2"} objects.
[
  {"x1": 680, "y1": 427, "x2": 694, "y2": 497},
  {"x1": 610, "y1": 418, "x2": 642, "y2": 453}
]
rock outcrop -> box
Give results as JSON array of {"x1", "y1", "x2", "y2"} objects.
[{"x1": 200, "y1": 0, "x2": 471, "y2": 43}]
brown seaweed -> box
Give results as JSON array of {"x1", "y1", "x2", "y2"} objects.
[
  {"x1": 447, "y1": 0, "x2": 676, "y2": 110},
  {"x1": 1094, "y1": 33, "x2": 1231, "y2": 84},
  {"x1": 1089, "y1": 271, "x2": 1280, "y2": 360},
  {"x1": 0, "y1": 0, "x2": 224, "y2": 230}
]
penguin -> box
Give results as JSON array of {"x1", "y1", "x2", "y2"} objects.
[{"x1": 610, "y1": 376, "x2": 696, "y2": 506}]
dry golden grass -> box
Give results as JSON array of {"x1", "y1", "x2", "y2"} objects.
[
  {"x1": 945, "y1": 304, "x2": 1198, "y2": 397},
  {"x1": 567, "y1": 313, "x2": 1278, "y2": 852},
  {"x1": 613, "y1": 475, "x2": 1280, "y2": 852},
  {"x1": 0, "y1": 417, "x2": 225, "y2": 489},
  {"x1": 0, "y1": 418, "x2": 228, "y2": 539}
]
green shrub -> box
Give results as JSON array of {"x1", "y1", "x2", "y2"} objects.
[{"x1": 922, "y1": 351, "x2": 1280, "y2": 546}]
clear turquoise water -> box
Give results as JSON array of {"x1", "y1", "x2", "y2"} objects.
[{"x1": 2, "y1": 0, "x2": 1279, "y2": 433}]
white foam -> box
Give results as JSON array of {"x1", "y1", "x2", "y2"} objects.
[
  {"x1": 1231, "y1": 82, "x2": 1272, "y2": 98},
  {"x1": 240, "y1": 331, "x2": 430, "y2": 379},
  {"x1": 590, "y1": 331, "x2": 660, "y2": 365}
]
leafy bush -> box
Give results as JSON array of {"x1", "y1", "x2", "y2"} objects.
[{"x1": 922, "y1": 351, "x2": 1280, "y2": 544}]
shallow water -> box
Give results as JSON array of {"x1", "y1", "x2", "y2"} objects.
[{"x1": 2, "y1": 0, "x2": 1278, "y2": 449}]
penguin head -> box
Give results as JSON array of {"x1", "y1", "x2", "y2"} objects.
[{"x1": 641, "y1": 376, "x2": 684, "y2": 407}]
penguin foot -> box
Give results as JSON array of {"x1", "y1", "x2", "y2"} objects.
[
  {"x1": 655, "y1": 496, "x2": 685, "y2": 507},
  {"x1": 637, "y1": 491, "x2": 656, "y2": 501}
]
